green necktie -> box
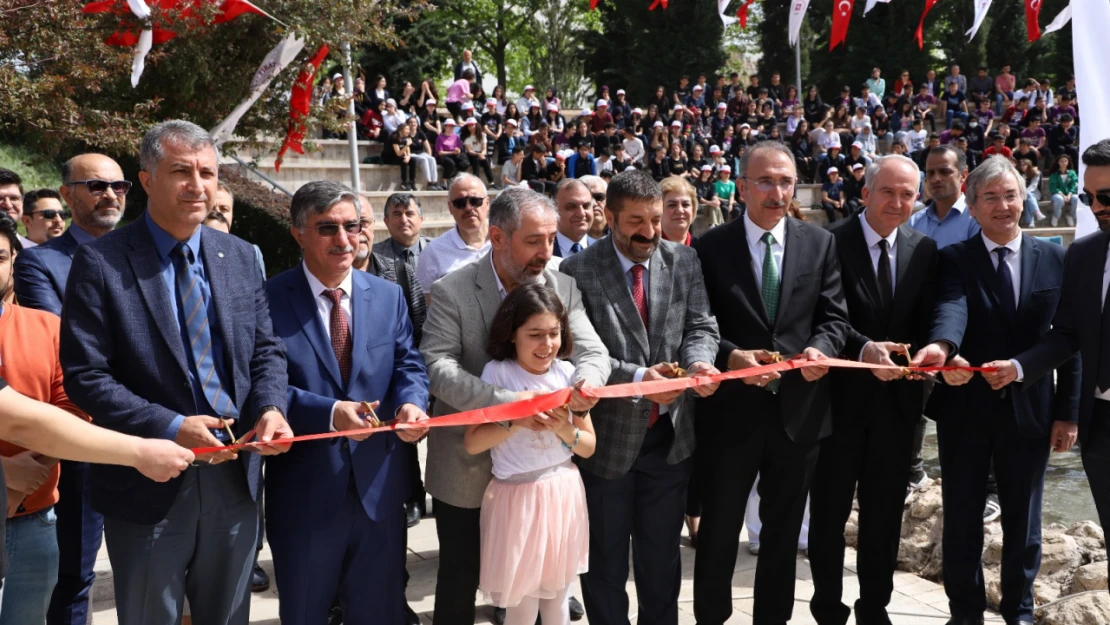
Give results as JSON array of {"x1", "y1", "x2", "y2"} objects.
[{"x1": 761, "y1": 231, "x2": 781, "y2": 393}]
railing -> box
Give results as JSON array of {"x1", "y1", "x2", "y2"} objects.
[{"x1": 226, "y1": 154, "x2": 294, "y2": 197}]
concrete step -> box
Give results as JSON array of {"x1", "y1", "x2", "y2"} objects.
[
  {"x1": 228, "y1": 139, "x2": 383, "y2": 164},
  {"x1": 239, "y1": 160, "x2": 504, "y2": 193},
  {"x1": 362, "y1": 189, "x2": 503, "y2": 221}
]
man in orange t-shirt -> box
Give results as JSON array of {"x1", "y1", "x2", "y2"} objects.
[{"x1": 0, "y1": 215, "x2": 88, "y2": 622}]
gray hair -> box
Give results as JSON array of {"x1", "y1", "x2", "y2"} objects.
[
  {"x1": 864, "y1": 155, "x2": 920, "y2": 195},
  {"x1": 139, "y1": 120, "x2": 216, "y2": 174},
  {"x1": 964, "y1": 155, "x2": 1025, "y2": 206},
  {"x1": 215, "y1": 181, "x2": 233, "y2": 204},
  {"x1": 738, "y1": 140, "x2": 797, "y2": 179},
  {"x1": 290, "y1": 180, "x2": 361, "y2": 229},
  {"x1": 383, "y1": 192, "x2": 423, "y2": 219},
  {"x1": 448, "y1": 173, "x2": 485, "y2": 197},
  {"x1": 489, "y1": 187, "x2": 557, "y2": 238},
  {"x1": 554, "y1": 178, "x2": 589, "y2": 199}
]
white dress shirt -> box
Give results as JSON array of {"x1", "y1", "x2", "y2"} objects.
[
  {"x1": 416, "y1": 226, "x2": 491, "y2": 294},
  {"x1": 981, "y1": 232, "x2": 1022, "y2": 305},
  {"x1": 17, "y1": 234, "x2": 36, "y2": 249},
  {"x1": 303, "y1": 264, "x2": 354, "y2": 431},
  {"x1": 556, "y1": 231, "x2": 590, "y2": 257},
  {"x1": 743, "y1": 210, "x2": 787, "y2": 291},
  {"x1": 859, "y1": 212, "x2": 898, "y2": 293}
]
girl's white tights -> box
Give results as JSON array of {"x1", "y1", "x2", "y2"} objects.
[{"x1": 503, "y1": 585, "x2": 571, "y2": 625}]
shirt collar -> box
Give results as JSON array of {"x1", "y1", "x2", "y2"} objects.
[
  {"x1": 980, "y1": 231, "x2": 1022, "y2": 256},
  {"x1": 449, "y1": 224, "x2": 486, "y2": 251},
  {"x1": 928, "y1": 194, "x2": 967, "y2": 220},
  {"x1": 859, "y1": 211, "x2": 898, "y2": 249},
  {"x1": 145, "y1": 211, "x2": 201, "y2": 263},
  {"x1": 743, "y1": 210, "x2": 787, "y2": 249},
  {"x1": 67, "y1": 223, "x2": 97, "y2": 246},
  {"x1": 611, "y1": 238, "x2": 649, "y2": 275},
  {"x1": 556, "y1": 231, "x2": 588, "y2": 253},
  {"x1": 390, "y1": 236, "x2": 422, "y2": 257},
  {"x1": 302, "y1": 261, "x2": 354, "y2": 300}
]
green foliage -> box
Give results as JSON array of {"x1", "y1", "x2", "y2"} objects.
[
  {"x1": 437, "y1": 0, "x2": 538, "y2": 87},
  {"x1": 219, "y1": 166, "x2": 301, "y2": 277},
  {"x1": 0, "y1": 143, "x2": 62, "y2": 191},
  {"x1": 355, "y1": 0, "x2": 457, "y2": 89}
]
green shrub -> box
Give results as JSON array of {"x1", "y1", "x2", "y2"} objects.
[{"x1": 219, "y1": 166, "x2": 302, "y2": 278}]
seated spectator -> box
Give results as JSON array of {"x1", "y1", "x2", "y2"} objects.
[
  {"x1": 591, "y1": 100, "x2": 615, "y2": 134},
  {"x1": 384, "y1": 124, "x2": 418, "y2": 191},
  {"x1": 914, "y1": 134, "x2": 942, "y2": 169},
  {"x1": 939, "y1": 121, "x2": 965, "y2": 146},
  {"x1": 648, "y1": 145, "x2": 670, "y2": 181},
  {"x1": 941, "y1": 81, "x2": 969, "y2": 128},
  {"x1": 434, "y1": 118, "x2": 470, "y2": 180},
  {"x1": 545, "y1": 103, "x2": 566, "y2": 135},
  {"x1": 782, "y1": 85, "x2": 800, "y2": 112},
  {"x1": 1002, "y1": 98, "x2": 1031, "y2": 128},
  {"x1": 1046, "y1": 94, "x2": 1076, "y2": 125},
  {"x1": 872, "y1": 108, "x2": 893, "y2": 154},
  {"x1": 418, "y1": 98, "x2": 442, "y2": 146},
  {"x1": 570, "y1": 121, "x2": 594, "y2": 151},
  {"x1": 983, "y1": 132, "x2": 1013, "y2": 160},
  {"x1": 500, "y1": 146, "x2": 526, "y2": 188},
  {"x1": 621, "y1": 127, "x2": 645, "y2": 166},
  {"x1": 694, "y1": 164, "x2": 721, "y2": 221},
  {"x1": 595, "y1": 146, "x2": 613, "y2": 174},
  {"x1": 803, "y1": 85, "x2": 827, "y2": 124},
  {"x1": 818, "y1": 145, "x2": 846, "y2": 183},
  {"x1": 892, "y1": 101, "x2": 918, "y2": 143},
  {"x1": 529, "y1": 124, "x2": 555, "y2": 158},
  {"x1": 1020, "y1": 115, "x2": 1049, "y2": 163},
  {"x1": 913, "y1": 84, "x2": 938, "y2": 130},
  {"x1": 567, "y1": 143, "x2": 597, "y2": 179},
  {"x1": 516, "y1": 84, "x2": 539, "y2": 116},
  {"x1": 973, "y1": 97, "x2": 996, "y2": 135},
  {"x1": 784, "y1": 105, "x2": 801, "y2": 136},
  {"x1": 714, "y1": 165, "x2": 738, "y2": 221},
  {"x1": 790, "y1": 120, "x2": 816, "y2": 182},
  {"x1": 830, "y1": 104, "x2": 853, "y2": 145},
  {"x1": 687, "y1": 143, "x2": 707, "y2": 174},
  {"x1": 955, "y1": 136, "x2": 979, "y2": 171},
  {"x1": 866, "y1": 68, "x2": 886, "y2": 101},
  {"x1": 496, "y1": 118, "x2": 526, "y2": 165},
  {"x1": 968, "y1": 65, "x2": 999, "y2": 110},
  {"x1": 1048, "y1": 114, "x2": 1079, "y2": 164},
  {"x1": 610, "y1": 144, "x2": 632, "y2": 173},
  {"x1": 843, "y1": 162, "x2": 866, "y2": 215},
  {"x1": 407, "y1": 117, "x2": 443, "y2": 190},
  {"x1": 814, "y1": 119, "x2": 841, "y2": 156},
  {"x1": 995, "y1": 64, "x2": 1017, "y2": 106},
  {"x1": 521, "y1": 102, "x2": 545, "y2": 138},
  {"x1": 1048, "y1": 154, "x2": 1079, "y2": 227},
  {"x1": 854, "y1": 85, "x2": 881, "y2": 115},
  {"x1": 821, "y1": 167, "x2": 846, "y2": 222},
  {"x1": 1017, "y1": 158, "x2": 1045, "y2": 226},
  {"x1": 905, "y1": 119, "x2": 928, "y2": 154},
  {"x1": 845, "y1": 141, "x2": 870, "y2": 171},
  {"x1": 522, "y1": 144, "x2": 557, "y2": 194},
  {"x1": 757, "y1": 101, "x2": 777, "y2": 128},
  {"x1": 359, "y1": 99, "x2": 386, "y2": 141},
  {"x1": 666, "y1": 143, "x2": 689, "y2": 177},
  {"x1": 462, "y1": 118, "x2": 496, "y2": 188},
  {"x1": 849, "y1": 106, "x2": 872, "y2": 136}
]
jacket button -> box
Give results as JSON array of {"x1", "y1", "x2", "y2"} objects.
[
  {"x1": 341, "y1": 439, "x2": 349, "y2": 449},
  {"x1": 643, "y1": 410, "x2": 650, "y2": 418}
]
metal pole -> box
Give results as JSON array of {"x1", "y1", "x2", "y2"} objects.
[
  {"x1": 228, "y1": 155, "x2": 294, "y2": 197},
  {"x1": 794, "y1": 39, "x2": 802, "y2": 93},
  {"x1": 342, "y1": 42, "x2": 361, "y2": 193}
]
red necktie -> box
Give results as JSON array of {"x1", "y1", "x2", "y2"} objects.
[
  {"x1": 631, "y1": 266, "x2": 658, "y2": 427},
  {"x1": 324, "y1": 289, "x2": 352, "y2": 384}
]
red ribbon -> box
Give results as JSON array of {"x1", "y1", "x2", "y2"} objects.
[
  {"x1": 647, "y1": 0, "x2": 668, "y2": 10},
  {"x1": 191, "y1": 358, "x2": 997, "y2": 456}
]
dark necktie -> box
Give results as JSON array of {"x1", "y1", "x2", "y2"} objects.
[
  {"x1": 877, "y1": 238, "x2": 893, "y2": 315},
  {"x1": 400, "y1": 249, "x2": 427, "y2": 344},
  {"x1": 631, "y1": 265, "x2": 658, "y2": 427},
  {"x1": 1098, "y1": 281, "x2": 1110, "y2": 394},
  {"x1": 994, "y1": 247, "x2": 1016, "y2": 321},
  {"x1": 760, "y1": 232, "x2": 782, "y2": 392},
  {"x1": 173, "y1": 243, "x2": 238, "y2": 419},
  {"x1": 324, "y1": 289, "x2": 352, "y2": 384},
  {"x1": 570, "y1": 242, "x2": 582, "y2": 254}
]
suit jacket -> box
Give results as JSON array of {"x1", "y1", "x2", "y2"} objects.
[
  {"x1": 829, "y1": 217, "x2": 938, "y2": 427},
  {"x1": 1015, "y1": 230, "x2": 1107, "y2": 444},
  {"x1": 14, "y1": 228, "x2": 81, "y2": 315},
  {"x1": 692, "y1": 216, "x2": 851, "y2": 449},
  {"x1": 559, "y1": 237, "x2": 719, "y2": 479},
  {"x1": 552, "y1": 236, "x2": 596, "y2": 259},
  {"x1": 265, "y1": 267, "x2": 428, "y2": 528},
  {"x1": 59, "y1": 219, "x2": 288, "y2": 524},
  {"x1": 927, "y1": 234, "x2": 1079, "y2": 438},
  {"x1": 420, "y1": 252, "x2": 611, "y2": 508}
]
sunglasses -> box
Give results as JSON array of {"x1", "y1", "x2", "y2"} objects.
[
  {"x1": 450, "y1": 196, "x2": 486, "y2": 210},
  {"x1": 1079, "y1": 192, "x2": 1110, "y2": 208},
  {"x1": 31, "y1": 209, "x2": 70, "y2": 220},
  {"x1": 67, "y1": 179, "x2": 132, "y2": 195},
  {"x1": 311, "y1": 221, "x2": 362, "y2": 236},
  {"x1": 591, "y1": 192, "x2": 606, "y2": 202}
]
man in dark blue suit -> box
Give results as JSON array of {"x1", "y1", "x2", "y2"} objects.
[
  {"x1": 911, "y1": 157, "x2": 1079, "y2": 625},
  {"x1": 13, "y1": 153, "x2": 127, "y2": 625},
  {"x1": 265, "y1": 180, "x2": 430, "y2": 625},
  {"x1": 58, "y1": 121, "x2": 294, "y2": 625}
]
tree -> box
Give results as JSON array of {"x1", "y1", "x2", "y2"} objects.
[
  {"x1": 437, "y1": 0, "x2": 538, "y2": 88},
  {"x1": 0, "y1": 0, "x2": 422, "y2": 160},
  {"x1": 523, "y1": 0, "x2": 601, "y2": 107},
  {"x1": 355, "y1": 0, "x2": 457, "y2": 89}
]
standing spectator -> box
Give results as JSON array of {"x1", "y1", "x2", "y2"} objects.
[
  {"x1": 435, "y1": 119, "x2": 470, "y2": 181},
  {"x1": 59, "y1": 121, "x2": 293, "y2": 625},
  {"x1": 374, "y1": 191, "x2": 433, "y2": 366},
  {"x1": 941, "y1": 81, "x2": 970, "y2": 129},
  {"x1": 20, "y1": 189, "x2": 67, "y2": 245},
  {"x1": 447, "y1": 70, "x2": 475, "y2": 120},
  {"x1": 463, "y1": 118, "x2": 497, "y2": 189},
  {"x1": 416, "y1": 174, "x2": 491, "y2": 295},
  {"x1": 0, "y1": 169, "x2": 34, "y2": 249},
  {"x1": 551, "y1": 179, "x2": 594, "y2": 258},
  {"x1": 866, "y1": 67, "x2": 886, "y2": 101},
  {"x1": 453, "y1": 49, "x2": 482, "y2": 84},
  {"x1": 1048, "y1": 154, "x2": 1079, "y2": 227},
  {"x1": 908, "y1": 145, "x2": 979, "y2": 247},
  {"x1": 821, "y1": 167, "x2": 846, "y2": 222}
]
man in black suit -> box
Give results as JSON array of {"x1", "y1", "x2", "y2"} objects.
[
  {"x1": 1001, "y1": 139, "x2": 1110, "y2": 578},
  {"x1": 809, "y1": 155, "x2": 939, "y2": 625},
  {"x1": 911, "y1": 156, "x2": 1080, "y2": 625},
  {"x1": 692, "y1": 141, "x2": 851, "y2": 625}
]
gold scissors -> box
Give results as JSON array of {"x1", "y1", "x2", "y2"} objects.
[{"x1": 662, "y1": 362, "x2": 688, "y2": 378}]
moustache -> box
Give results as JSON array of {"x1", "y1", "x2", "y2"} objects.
[
  {"x1": 328, "y1": 245, "x2": 355, "y2": 254},
  {"x1": 630, "y1": 234, "x2": 657, "y2": 245},
  {"x1": 762, "y1": 200, "x2": 787, "y2": 209},
  {"x1": 96, "y1": 198, "x2": 121, "y2": 210}
]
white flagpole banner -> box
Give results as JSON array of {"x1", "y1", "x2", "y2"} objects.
[
  {"x1": 719, "y1": 0, "x2": 738, "y2": 26},
  {"x1": 210, "y1": 34, "x2": 307, "y2": 149},
  {"x1": 966, "y1": 0, "x2": 993, "y2": 40},
  {"x1": 1072, "y1": 0, "x2": 1105, "y2": 239},
  {"x1": 863, "y1": 0, "x2": 892, "y2": 16},
  {"x1": 789, "y1": 0, "x2": 811, "y2": 46},
  {"x1": 1043, "y1": 3, "x2": 1072, "y2": 35},
  {"x1": 127, "y1": 0, "x2": 152, "y2": 87}
]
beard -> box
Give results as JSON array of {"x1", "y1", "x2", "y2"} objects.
[
  {"x1": 80, "y1": 197, "x2": 124, "y2": 229},
  {"x1": 498, "y1": 253, "x2": 546, "y2": 286}
]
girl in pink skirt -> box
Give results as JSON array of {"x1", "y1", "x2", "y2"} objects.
[{"x1": 464, "y1": 283, "x2": 597, "y2": 625}]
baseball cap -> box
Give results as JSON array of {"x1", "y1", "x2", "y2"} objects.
[
  {"x1": 524, "y1": 85, "x2": 535, "y2": 91},
  {"x1": 739, "y1": 123, "x2": 750, "y2": 129},
  {"x1": 547, "y1": 103, "x2": 559, "y2": 112},
  {"x1": 465, "y1": 117, "x2": 477, "y2": 125},
  {"x1": 597, "y1": 99, "x2": 608, "y2": 107},
  {"x1": 443, "y1": 118, "x2": 456, "y2": 126},
  {"x1": 386, "y1": 98, "x2": 397, "y2": 106},
  {"x1": 673, "y1": 104, "x2": 684, "y2": 111},
  {"x1": 486, "y1": 98, "x2": 497, "y2": 107},
  {"x1": 506, "y1": 118, "x2": 518, "y2": 126},
  {"x1": 828, "y1": 166, "x2": 840, "y2": 174},
  {"x1": 461, "y1": 102, "x2": 474, "y2": 110},
  {"x1": 851, "y1": 163, "x2": 865, "y2": 171},
  {"x1": 617, "y1": 89, "x2": 626, "y2": 95},
  {"x1": 700, "y1": 164, "x2": 714, "y2": 172},
  {"x1": 332, "y1": 73, "x2": 343, "y2": 80},
  {"x1": 720, "y1": 165, "x2": 732, "y2": 173},
  {"x1": 717, "y1": 102, "x2": 727, "y2": 110},
  {"x1": 852, "y1": 141, "x2": 863, "y2": 149},
  {"x1": 424, "y1": 98, "x2": 437, "y2": 105},
  {"x1": 632, "y1": 107, "x2": 643, "y2": 115},
  {"x1": 653, "y1": 121, "x2": 664, "y2": 128},
  {"x1": 670, "y1": 120, "x2": 682, "y2": 128},
  {"x1": 693, "y1": 85, "x2": 703, "y2": 91},
  {"x1": 709, "y1": 145, "x2": 722, "y2": 153}
]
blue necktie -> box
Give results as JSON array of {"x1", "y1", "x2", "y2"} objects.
[
  {"x1": 570, "y1": 242, "x2": 582, "y2": 254},
  {"x1": 173, "y1": 243, "x2": 239, "y2": 419},
  {"x1": 994, "y1": 247, "x2": 1016, "y2": 321}
]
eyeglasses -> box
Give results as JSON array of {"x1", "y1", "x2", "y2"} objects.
[
  {"x1": 743, "y1": 177, "x2": 796, "y2": 193},
  {"x1": 30, "y1": 209, "x2": 70, "y2": 220},
  {"x1": 310, "y1": 221, "x2": 362, "y2": 236},
  {"x1": 450, "y1": 196, "x2": 486, "y2": 210},
  {"x1": 1080, "y1": 191, "x2": 1110, "y2": 208},
  {"x1": 67, "y1": 179, "x2": 132, "y2": 195},
  {"x1": 591, "y1": 192, "x2": 606, "y2": 202}
]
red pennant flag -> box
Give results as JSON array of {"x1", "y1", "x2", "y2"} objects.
[
  {"x1": 915, "y1": 0, "x2": 938, "y2": 49},
  {"x1": 647, "y1": 0, "x2": 667, "y2": 10},
  {"x1": 589, "y1": 0, "x2": 598, "y2": 9},
  {"x1": 1025, "y1": 0, "x2": 1043, "y2": 41},
  {"x1": 829, "y1": 0, "x2": 854, "y2": 50},
  {"x1": 276, "y1": 44, "x2": 329, "y2": 172},
  {"x1": 737, "y1": 0, "x2": 756, "y2": 27},
  {"x1": 84, "y1": 0, "x2": 266, "y2": 47}
]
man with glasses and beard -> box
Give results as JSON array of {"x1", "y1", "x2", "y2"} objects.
[
  {"x1": 13, "y1": 154, "x2": 127, "y2": 625},
  {"x1": 416, "y1": 174, "x2": 491, "y2": 301},
  {"x1": 21, "y1": 189, "x2": 68, "y2": 246},
  {"x1": 421, "y1": 187, "x2": 609, "y2": 625}
]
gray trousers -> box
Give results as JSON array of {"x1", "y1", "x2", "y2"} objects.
[{"x1": 104, "y1": 462, "x2": 258, "y2": 625}]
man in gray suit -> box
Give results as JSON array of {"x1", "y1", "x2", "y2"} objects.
[
  {"x1": 559, "y1": 169, "x2": 721, "y2": 625},
  {"x1": 421, "y1": 187, "x2": 611, "y2": 625}
]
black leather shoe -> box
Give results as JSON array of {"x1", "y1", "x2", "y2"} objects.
[
  {"x1": 493, "y1": 607, "x2": 506, "y2": 625},
  {"x1": 251, "y1": 564, "x2": 270, "y2": 593},
  {"x1": 569, "y1": 596, "x2": 584, "y2": 621},
  {"x1": 406, "y1": 502, "x2": 422, "y2": 528},
  {"x1": 405, "y1": 603, "x2": 421, "y2": 625},
  {"x1": 944, "y1": 618, "x2": 984, "y2": 625},
  {"x1": 328, "y1": 600, "x2": 343, "y2": 625}
]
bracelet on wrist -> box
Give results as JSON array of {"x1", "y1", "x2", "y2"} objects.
[{"x1": 561, "y1": 426, "x2": 581, "y2": 450}]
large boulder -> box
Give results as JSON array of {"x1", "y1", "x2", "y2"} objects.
[
  {"x1": 1070, "y1": 563, "x2": 1108, "y2": 593},
  {"x1": 1038, "y1": 592, "x2": 1110, "y2": 625}
]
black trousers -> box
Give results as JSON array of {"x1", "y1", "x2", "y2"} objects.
[
  {"x1": 936, "y1": 401, "x2": 1049, "y2": 623},
  {"x1": 438, "y1": 154, "x2": 470, "y2": 179},
  {"x1": 467, "y1": 154, "x2": 495, "y2": 184},
  {"x1": 1083, "y1": 401, "x2": 1110, "y2": 579},
  {"x1": 580, "y1": 418, "x2": 692, "y2": 625},
  {"x1": 694, "y1": 417, "x2": 820, "y2": 625},
  {"x1": 809, "y1": 394, "x2": 917, "y2": 625},
  {"x1": 431, "y1": 499, "x2": 481, "y2": 625},
  {"x1": 397, "y1": 160, "x2": 417, "y2": 184}
]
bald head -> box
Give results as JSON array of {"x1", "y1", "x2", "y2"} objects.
[{"x1": 59, "y1": 153, "x2": 126, "y2": 238}]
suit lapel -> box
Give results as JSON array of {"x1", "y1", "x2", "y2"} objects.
[
  {"x1": 889, "y1": 225, "x2": 920, "y2": 324},
  {"x1": 775, "y1": 217, "x2": 804, "y2": 328},
  {"x1": 347, "y1": 271, "x2": 381, "y2": 386},
  {"x1": 845, "y1": 218, "x2": 883, "y2": 312},
  {"x1": 1017, "y1": 234, "x2": 1040, "y2": 313},
  {"x1": 474, "y1": 252, "x2": 503, "y2": 332},
  {"x1": 60, "y1": 230, "x2": 80, "y2": 259},
  {"x1": 553, "y1": 237, "x2": 563, "y2": 259},
  {"x1": 200, "y1": 232, "x2": 237, "y2": 399},
  {"x1": 647, "y1": 244, "x2": 673, "y2": 361},
  {"x1": 127, "y1": 226, "x2": 190, "y2": 378},
  {"x1": 598, "y1": 242, "x2": 651, "y2": 357},
  {"x1": 728, "y1": 218, "x2": 770, "y2": 330},
  {"x1": 286, "y1": 267, "x2": 345, "y2": 389},
  {"x1": 970, "y1": 236, "x2": 1009, "y2": 323}
]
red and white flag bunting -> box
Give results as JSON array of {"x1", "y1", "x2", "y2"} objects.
[
  {"x1": 830, "y1": 0, "x2": 855, "y2": 49},
  {"x1": 966, "y1": 0, "x2": 991, "y2": 40},
  {"x1": 1043, "y1": 2, "x2": 1071, "y2": 35},
  {"x1": 209, "y1": 33, "x2": 306, "y2": 148},
  {"x1": 914, "y1": 0, "x2": 938, "y2": 49},
  {"x1": 718, "y1": 0, "x2": 738, "y2": 25},
  {"x1": 1026, "y1": 0, "x2": 1043, "y2": 41},
  {"x1": 863, "y1": 0, "x2": 891, "y2": 14}
]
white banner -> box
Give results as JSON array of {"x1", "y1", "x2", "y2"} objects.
[
  {"x1": 210, "y1": 34, "x2": 306, "y2": 149},
  {"x1": 718, "y1": 0, "x2": 738, "y2": 26},
  {"x1": 1044, "y1": 3, "x2": 1072, "y2": 35},
  {"x1": 126, "y1": 0, "x2": 152, "y2": 88},
  {"x1": 966, "y1": 0, "x2": 993, "y2": 41},
  {"x1": 1073, "y1": 0, "x2": 1104, "y2": 239},
  {"x1": 789, "y1": 0, "x2": 811, "y2": 46},
  {"x1": 863, "y1": 0, "x2": 892, "y2": 16}
]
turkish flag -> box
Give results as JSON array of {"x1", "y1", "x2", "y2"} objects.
[
  {"x1": 277, "y1": 44, "x2": 329, "y2": 172},
  {"x1": 737, "y1": 0, "x2": 756, "y2": 27},
  {"x1": 647, "y1": 0, "x2": 668, "y2": 10},
  {"x1": 830, "y1": 0, "x2": 854, "y2": 50},
  {"x1": 84, "y1": 0, "x2": 265, "y2": 47},
  {"x1": 915, "y1": 0, "x2": 939, "y2": 49},
  {"x1": 1025, "y1": 0, "x2": 1043, "y2": 41}
]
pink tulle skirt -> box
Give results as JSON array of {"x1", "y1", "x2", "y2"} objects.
[{"x1": 479, "y1": 461, "x2": 590, "y2": 608}]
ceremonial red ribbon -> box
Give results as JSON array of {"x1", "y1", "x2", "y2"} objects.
[
  {"x1": 191, "y1": 358, "x2": 997, "y2": 456},
  {"x1": 830, "y1": 0, "x2": 855, "y2": 50}
]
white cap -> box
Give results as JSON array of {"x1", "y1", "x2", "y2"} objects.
[
  {"x1": 709, "y1": 145, "x2": 722, "y2": 153},
  {"x1": 332, "y1": 72, "x2": 343, "y2": 80},
  {"x1": 829, "y1": 135, "x2": 842, "y2": 147},
  {"x1": 827, "y1": 166, "x2": 840, "y2": 174},
  {"x1": 720, "y1": 165, "x2": 732, "y2": 173},
  {"x1": 465, "y1": 117, "x2": 477, "y2": 124},
  {"x1": 673, "y1": 104, "x2": 684, "y2": 111},
  {"x1": 506, "y1": 118, "x2": 518, "y2": 126},
  {"x1": 530, "y1": 101, "x2": 541, "y2": 108},
  {"x1": 632, "y1": 107, "x2": 643, "y2": 115},
  {"x1": 717, "y1": 102, "x2": 727, "y2": 110},
  {"x1": 386, "y1": 98, "x2": 397, "y2": 106},
  {"x1": 486, "y1": 98, "x2": 497, "y2": 106},
  {"x1": 547, "y1": 103, "x2": 559, "y2": 112},
  {"x1": 617, "y1": 89, "x2": 626, "y2": 95},
  {"x1": 596, "y1": 98, "x2": 608, "y2": 107},
  {"x1": 524, "y1": 84, "x2": 535, "y2": 91},
  {"x1": 852, "y1": 141, "x2": 863, "y2": 149},
  {"x1": 700, "y1": 164, "x2": 714, "y2": 172},
  {"x1": 670, "y1": 120, "x2": 682, "y2": 127},
  {"x1": 425, "y1": 98, "x2": 437, "y2": 105},
  {"x1": 739, "y1": 123, "x2": 750, "y2": 129},
  {"x1": 443, "y1": 118, "x2": 456, "y2": 126},
  {"x1": 653, "y1": 121, "x2": 664, "y2": 128},
  {"x1": 693, "y1": 85, "x2": 703, "y2": 91},
  {"x1": 851, "y1": 163, "x2": 865, "y2": 170},
  {"x1": 461, "y1": 102, "x2": 474, "y2": 110}
]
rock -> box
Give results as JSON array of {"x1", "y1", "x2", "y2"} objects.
[
  {"x1": 1040, "y1": 534, "x2": 1083, "y2": 576},
  {"x1": 1038, "y1": 591, "x2": 1110, "y2": 625},
  {"x1": 909, "y1": 483, "x2": 943, "y2": 520},
  {"x1": 1033, "y1": 579, "x2": 1060, "y2": 605},
  {"x1": 984, "y1": 567, "x2": 1002, "y2": 607},
  {"x1": 1066, "y1": 521, "x2": 1105, "y2": 543},
  {"x1": 983, "y1": 531, "x2": 1004, "y2": 566},
  {"x1": 1071, "y1": 562, "x2": 1108, "y2": 593}
]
